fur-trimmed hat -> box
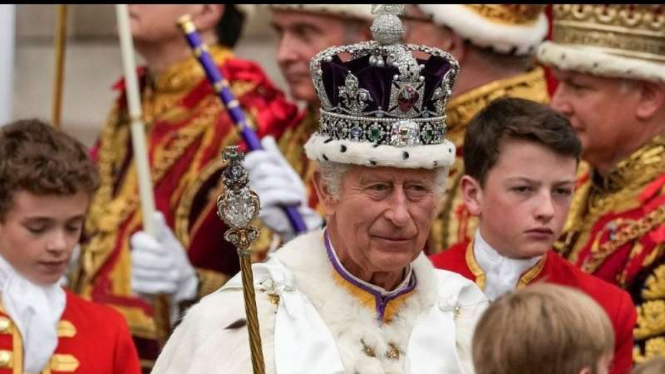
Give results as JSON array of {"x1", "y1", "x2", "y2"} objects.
[
  {"x1": 266, "y1": 4, "x2": 373, "y2": 21},
  {"x1": 304, "y1": 5, "x2": 458, "y2": 170},
  {"x1": 416, "y1": 5, "x2": 548, "y2": 56},
  {"x1": 537, "y1": 4, "x2": 665, "y2": 83}
]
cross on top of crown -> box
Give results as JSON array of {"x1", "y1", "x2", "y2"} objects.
[{"x1": 371, "y1": 4, "x2": 405, "y2": 16}]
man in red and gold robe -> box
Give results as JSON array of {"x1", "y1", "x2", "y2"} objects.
[
  {"x1": 538, "y1": 4, "x2": 665, "y2": 364},
  {"x1": 71, "y1": 5, "x2": 299, "y2": 372}
]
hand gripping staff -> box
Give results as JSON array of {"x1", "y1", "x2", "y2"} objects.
[
  {"x1": 115, "y1": 4, "x2": 172, "y2": 345},
  {"x1": 217, "y1": 146, "x2": 266, "y2": 374},
  {"x1": 176, "y1": 15, "x2": 308, "y2": 234}
]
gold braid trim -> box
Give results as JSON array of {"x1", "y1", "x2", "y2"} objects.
[
  {"x1": 634, "y1": 336, "x2": 665, "y2": 365},
  {"x1": 80, "y1": 109, "x2": 212, "y2": 288},
  {"x1": 279, "y1": 108, "x2": 319, "y2": 177},
  {"x1": 517, "y1": 255, "x2": 547, "y2": 288},
  {"x1": 174, "y1": 77, "x2": 262, "y2": 248},
  {"x1": 175, "y1": 155, "x2": 228, "y2": 248},
  {"x1": 643, "y1": 255, "x2": 665, "y2": 300},
  {"x1": 582, "y1": 206, "x2": 665, "y2": 275},
  {"x1": 79, "y1": 46, "x2": 235, "y2": 289},
  {"x1": 466, "y1": 5, "x2": 544, "y2": 26},
  {"x1": 196, "y1": 268, "x2": 231, "y2": 299},
  {"x1": 564, "y1": 135, "x2": 665, "y2": 270},
  {"x1": 636, "y1": 299, "x2": 665, "y2": 341},
  {"x1": 555, "y1": 162, "x2": 592, "y2": 257},
  {"x1": 465, "y1": 240, "x2": 486, "y2": 290}
]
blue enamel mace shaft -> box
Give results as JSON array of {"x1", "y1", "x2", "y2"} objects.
[{"x1": 177, "y1": 15, "x2": 307, "y2": 234}]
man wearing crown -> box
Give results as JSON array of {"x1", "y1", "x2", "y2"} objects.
[
  {"x1": 242, "y1": 5, "x2": 374, "y2": 244},
  {"x1": 72, "y1": 5, "x2": 299, "y2": 372},
  {"x1": 151, "y1": 6, "x2": 488, "y2": 374},
  {"x1": 395, "y1": 5, "x2": 551, "y2": 254},
  {"x1": 537, "y1": 4, "x2": 665, "y2": 364}
]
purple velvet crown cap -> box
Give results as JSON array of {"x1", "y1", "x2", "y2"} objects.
[
  {"x1": 304, "y1": 4, "x2": 459, "y2": 170},
  {"x1": 321, "y1": 54, "x2": 452, "y2": 115}
]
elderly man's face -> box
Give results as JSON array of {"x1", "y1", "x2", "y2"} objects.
[
  {"x1": 319, "y1": 165, "x2": 439, "y2": 276},
  {"x1": 271, "y1": 10, "x2": 357, "y2": 104},
  {"x1": 550, "y1": 68, "x2": 641, "y2": 170}
]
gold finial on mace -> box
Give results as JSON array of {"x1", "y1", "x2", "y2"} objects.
[
  {"x1": 51, "y1": 4, "x2": 68, "y2": 129},
  {"x1": 216, "y1": 146, "x2": 265, "y2": 374}
]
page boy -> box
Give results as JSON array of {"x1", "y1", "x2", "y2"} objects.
[
  {"x1": 430, "y1": 98, "x2": 635, "y2": 374},
  {"x1": 0, "y1": 119, "x2": 140, "y2": 374},
  {"x1": 473, "y1": 283, "x2": 615, "y2": 374}
]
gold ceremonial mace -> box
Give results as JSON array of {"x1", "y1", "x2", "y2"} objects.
[
  {"x1": 217, "y1": 146, "x2": 266, "y2": 374},
  {"x1": 51, "y1": 4, "x2": 68, "y2": 129}
]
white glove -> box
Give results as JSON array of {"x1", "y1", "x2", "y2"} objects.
[
  {"x1": 130, "y1": 212, "x2": 198, "y2": 305},
  {"x1": 243, "y1": 136, "x2": 323, "y2": 242}
]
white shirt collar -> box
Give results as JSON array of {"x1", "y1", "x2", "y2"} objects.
[
  {"x1": 473, "y1": 230, "x2": 542, "y2": 302},
  {"x1": 0, "y1": 254, "x2": 66, "y2": 373}
]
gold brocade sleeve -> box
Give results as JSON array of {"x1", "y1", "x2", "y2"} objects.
[{"x1": 634, "y1": 246, "x2": 665, "y2": 364}]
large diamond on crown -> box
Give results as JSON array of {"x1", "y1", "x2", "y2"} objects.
[{"x1": 390, "y1": 120, "x2": 420, "y2": 147}]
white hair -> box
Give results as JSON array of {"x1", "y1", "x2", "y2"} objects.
[
  {"x1": 317, "y1": 161, "x2": 449, "y2": 201},
  {"x1": 317, "y1": 161, "x2": 349, "y2": 200}
]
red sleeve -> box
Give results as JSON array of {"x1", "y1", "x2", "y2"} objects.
[
  {"x1": 610, "y1": 291, "x2": 637, "y2": 374},
  {"x1": 112, "y1": 311, "x2": 142, "y2": 374},
  {"x1": 88, "y1": 138, "x2": 101, "y2": 163}
]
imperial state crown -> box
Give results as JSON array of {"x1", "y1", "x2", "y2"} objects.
[{"x1": 304, "y1": 4, "x2": 459, "y2": 169}]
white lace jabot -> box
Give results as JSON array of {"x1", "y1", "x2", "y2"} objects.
[
  {"x1": 0, "y1": 254, "x2": 66, "y2": 374},
  {"x1": 473, "y1": 230, "x2": 541, "y2": 302}
]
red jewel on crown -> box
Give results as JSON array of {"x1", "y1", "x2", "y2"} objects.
[{"x1": 397, "y1": 85, "x2": 419, "y2": 112}]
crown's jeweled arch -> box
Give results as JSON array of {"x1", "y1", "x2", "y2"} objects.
[
  {"x1": 305, "y1": 3, "x2": 459, "y2": 170},
  {"x1": 538, "y1": 4, "x2": 665, "y2": 82}
]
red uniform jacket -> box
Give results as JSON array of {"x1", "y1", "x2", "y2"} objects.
[
  {"x1": 430, "y1": 242, "x2": 637, "y2": 374},
  {"x1": 0, "y1": 290, "x2": 140, "y2": 374}
]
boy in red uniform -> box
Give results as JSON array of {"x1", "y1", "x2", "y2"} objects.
[
  {"x1": 0, "y1": 119, "x2": 140, "y2": 374},
  {"x1": 430, "y1": 98, "x2": 636, "y2": 374}
]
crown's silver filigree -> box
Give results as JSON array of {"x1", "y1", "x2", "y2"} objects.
[
  {"x1": 339, "y1": 74, "x2": 373, "y2": 115},
  {"x1": 309, "y1": 4, "x2": 459, "y2": 149},
  {"x1": 217, "y1": 146, "x2": 260, "y2": 254}
]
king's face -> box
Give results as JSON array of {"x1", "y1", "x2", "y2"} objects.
[{"x1": 321, "y1": 165, "x2": 438, "y2": 276}]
